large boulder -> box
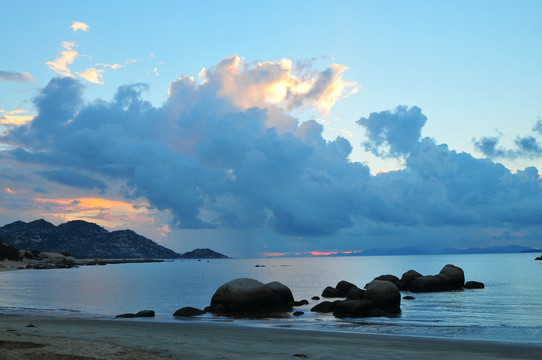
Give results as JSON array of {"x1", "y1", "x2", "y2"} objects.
[
  {"x1": 209, "y1": 278, "x2": 289, "y2": 315},
  {"x1": 439, "y1": 264, "x2": 464, "y2": 290},
  {"x1": 408, "y1": 275, "x2": 444, "y2": 292},
  {"x1": 333, "y1": 299, "x2": 374, "y2": 318},
  {"x1": 310, "y1": 301, "x2": 338, "y2": 313},
  {"x1": 266, "y1": 281, "x2": 294, "y2": 304},
  {"x1": 373, "y1": 274, "x2": 400, "y2": 287},
  {"x1": 397, "y1": 270, "x2": 422, "y2": 290},
  {"x1": 335, "y1": 280, "x2": 357, "y2": 294},
  {"x1": 364, "y1": 280, "x2": 401, "y2": 315},
  {"x1": 345, "y1": 287, "x2": 365, "y2": 300},
  {"x1": 321, "y1": 286, "x2": 345, "y2": 298}
]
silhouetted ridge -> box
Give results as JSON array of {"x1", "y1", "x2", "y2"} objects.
[{"x1": 0, "y1": 219, "x2": 179, "y2": 259}]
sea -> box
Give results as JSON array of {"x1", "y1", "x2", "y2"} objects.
[{"x1": 1, "y1": 253, "x2": 541, "y2": 344}]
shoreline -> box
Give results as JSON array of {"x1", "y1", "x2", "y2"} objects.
[{"x1": 1, "y1": 314, "x2": 541, "y2": 359}]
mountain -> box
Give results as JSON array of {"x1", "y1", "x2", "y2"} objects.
[
  {"x1": 179, "y1": 248, "x2": 229, "y2": 259},
  {"x1": 0, "y1": 219, "x2": 180, "y2": 259}
]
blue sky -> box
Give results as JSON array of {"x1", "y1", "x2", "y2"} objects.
[{"x1": 1, "y1": 1, "x2": 541, "y2": 257}]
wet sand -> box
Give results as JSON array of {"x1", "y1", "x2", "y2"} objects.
[{"x1": 0, "y1": 314, "x2": 540, "y2": 359}]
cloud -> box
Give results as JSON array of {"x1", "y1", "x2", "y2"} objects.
[
  {"x1": 71, "y1": 21, "x2": 89, "y2": 32},
  {"x1": 474, "y1": 120, "x2": 542, "y2": 159},
  {"x1": 0, "y1": 110, "x2": 34, "y2": 125},
  {"x1": 199, "y1": 55, "x2": 358, "y2": 116},
  {"x1": 46, "y1": 41, "x2": 78, "y2": 77},
  {"x1": 357, "y1": 105, "x2": 427, "y2": 158},
  {"x1": 77, "y1": 68, "x2": 105, "y2": 84},
  {"x1": 2, "y1": 55, "x2": 542, "y2": 254},
  {"x1": 0, "y1": 71, "x2": 34, "y2": 83},
  {"x1": 38, "y1": 168, "x2": 107, "y2": 192}
]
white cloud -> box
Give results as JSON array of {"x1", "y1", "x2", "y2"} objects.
[
  {"x1": 70, "y1": 21, "x2": 89, "y2": 32},
  {"x1": 46, "y1": 41, "x2": 78, "y2": 78},
  {"x1": 77, "y1": 68, "x2": 105, "y2": 84}
]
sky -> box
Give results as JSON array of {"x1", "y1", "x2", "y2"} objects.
[{"x1": 1, "y1": 1, "x2": 541, "y2": 257}]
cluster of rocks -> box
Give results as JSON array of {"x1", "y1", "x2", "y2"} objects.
[
  {"x1": 115, "y1": 264, "x2": 485, "y2": 321},
  {"x1": 4, "y1": 250, "x2": 164, "y2": 270}
]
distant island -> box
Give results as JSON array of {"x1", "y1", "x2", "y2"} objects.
[
  {"x1": 0, "y1": 219, "x2": 180, "y2": 259},
  {"x1": 179, "y1": 248, "x2": 229, "y2": 259}
]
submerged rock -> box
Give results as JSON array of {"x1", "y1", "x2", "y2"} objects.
[
  {"x1": 173, "y1": 307, "x2": 206, "y2": 317},
  {"x1": 464, "y1": 281, "x2": 485, "y2": 289}
]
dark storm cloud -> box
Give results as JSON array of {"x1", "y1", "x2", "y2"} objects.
[{"x1": 38, "y1": 168, "x2": 107, "y2": 192}]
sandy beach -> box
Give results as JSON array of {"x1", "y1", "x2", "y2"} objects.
[{"x1": 0, "y1": 314, "x2": 540, "y2": 359}]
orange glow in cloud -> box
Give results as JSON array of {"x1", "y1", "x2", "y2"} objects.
[
  {"x1": 0, "y1": 110, "x2": 34, "y2": 125},
  {"x1": 34, "y1": 197, "x2": 151, "y2": 229},
  {"x1": 4, "y1": 187, "x2": 15, "y2": 194},
  {"x1": 261, "y1": 252, "x2": 290, "y2": 257},
  {"x1": 310, "y1": 251, "x2": 338, "y2": 256}
]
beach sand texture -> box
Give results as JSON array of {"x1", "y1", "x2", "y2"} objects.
[{"x1": 0, "y1": 315, "x2": 540, "y2": 359}]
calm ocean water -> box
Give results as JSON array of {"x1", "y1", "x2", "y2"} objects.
[{"x1": 1, "y1": 253, "x2": 541, "y2": 344}]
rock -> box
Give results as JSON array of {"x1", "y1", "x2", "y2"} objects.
[
  {"x1": 209, "y1": 278, "x2": 289, "y2": 315},
  {"x1": 335, "y1": 280, "x2": 357, "y2": 294},
  {"x1": 115, "y1": 313, "x2": 137, "y2": 318},
  {"x1": 402, "y1": 296, "x2": 416, "y2": 300},
  {"x1": 374, "y1": 274, "x2": 400, "y2": 287},
  {"x1": 38, "y1": 252, "x2": 75, "y2": 268},
  {"x1": 18, "y1": 249, "x2": 35, "y2": 259},
  {"x1": 173, "y1": 307, "x2": 206, "y2": 317},
  {"x1": 321, "y1": 286, "x2": 345, "y2": 298},
  {"x1": 311, "y1": 296, "x2": 320, "y2": 301},
  {"x1": 439, "y1": 264, "x2": 465, "y2": 290},
  {"x1": 397, "y1": 270, "x2": 422, "y2": 290},
  {"x1": 293, "y1": 311, "x2": 304, "y2": 316},
  {"x1": 345, "y1": 287, "x2": 365, "y2": 300},
  {"x1": 291, "y1": 299, "x2": 309, "y2": 307},
  {"x1": 332, "y1": 299, "x2": 374, "y2": 318},
  {"x1": 364, "y1": 280, "x2": 401, "y2": 315},
  {"x1": 135, "y1": 310, "x2": 155, "y2": 317},
  {"x1": 408, "y1": 275, "x2": 444, "y2": 292},
  {"x1": 464, "y1": 281, "x2": 485, "y2": 289},
  {"x1": 266, "y1": 281, "x2": 294, "y2": 304},
  {"x1": 535, "y1": 255, "x2": 542, "y2": 261},
  {"x1": 310, "y1": 301, "x2": 338, "y2": 313}
]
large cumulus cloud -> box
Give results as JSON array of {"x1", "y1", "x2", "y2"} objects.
[{"x1": 2, "y1": 55, "x2": 542, "y2": 252}]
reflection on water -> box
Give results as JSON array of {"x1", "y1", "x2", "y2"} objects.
[{"x1": 1, "y1": 253, "x2": 541, "y2": 343}]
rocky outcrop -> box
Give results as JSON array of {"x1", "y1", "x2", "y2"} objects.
[
  {"x1": 0, "y1": 219, "x2": 180, "y2": 259},
  {"x1": 180, "y1": 248, "x2": 229, "y2": 259},
  {"x1": 207, "y1": 278, "x2": 292, "y2": 316},
  {"x1": 408, "y1": 265, "x2": 465, "y2": 292},
  {"x1": 397, "y1": 270, "x2": 422, "y2": 290}
]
